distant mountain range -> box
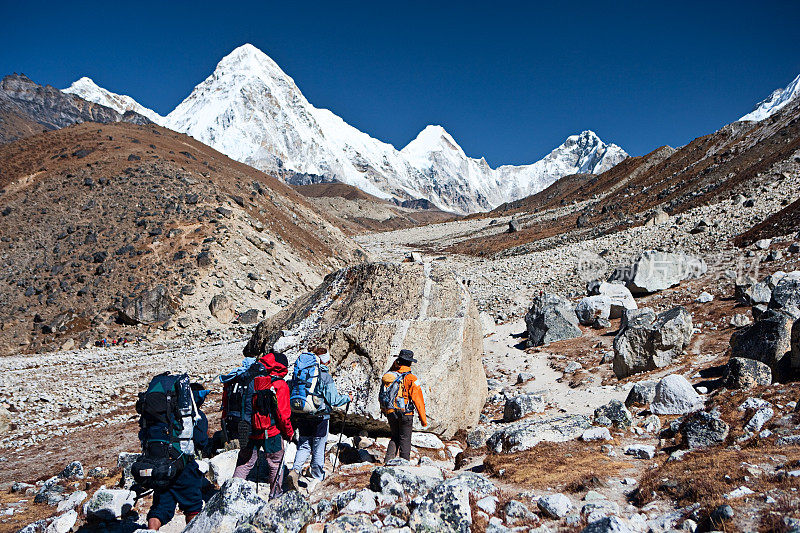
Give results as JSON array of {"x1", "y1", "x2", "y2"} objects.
[{"x1": 62, "y1": 44, "x2": 627, "y2": 214}]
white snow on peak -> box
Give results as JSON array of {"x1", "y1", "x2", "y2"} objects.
[
  {"x1": 64, "y1": 44, "x2": 628, "y2": 213},
  {"x1": 740, "y1": 72, "x2": 800, "y2": 122},
  {"x1": 63, "y1": 77, "x2": 166, "y2": 125}
]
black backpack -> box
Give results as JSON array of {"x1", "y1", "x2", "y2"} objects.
[
  {"x1": 220, "y1": 362, "x2": 269, "y2": 441},
  {"x1": 131, "y1": 372, "x2": 195, "y2": 490}
]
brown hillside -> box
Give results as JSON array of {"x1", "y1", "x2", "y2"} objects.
[{"x1": 0, "y1": 122, "x2": 363, "y2": 355}]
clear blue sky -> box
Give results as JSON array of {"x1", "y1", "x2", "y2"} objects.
[{"x1": 2, "y1": 1, "x2": 798, "y2": 165}]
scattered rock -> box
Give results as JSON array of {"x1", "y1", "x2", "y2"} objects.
[
  {"x1": 575, "y1": 295, "x2": 611, "y2": 326},
  {"x1": 624, "y1": 444, "x2": 656, "y2": 459},
  {"x1": 83, "y1": 488, "x2": 136, "y2": 521},
  {"x1": 117, "y1": 285, "x2": 175, "y2": 325},
  {"x1": 730, "y1": 310, "x2": 794, "y2": 374},
  {"x1": 581, "y1": 427, "x2": 612, "y2": 441},
  {"x1": 725, "y1": 357, "x2": 772, "y2": 389},
  {"x1": 503, "y1": 393, "x2": 546, "y2": 422},
  {"x1": 525, "y1": 293, "x2": 582, "y2": 347},
  {"x1": 650, "y1": 375, "x2": 703, "y2": 415},
  {"x1": 252, "y1": 490, "x2": 314, "y2": 531},
  {"x1": 183, "y1": 478, "x2": 267, "y2": 532},
  {"x1": 487, "y1": 414, "x2": 592, "y2": 453},
  {"x1": 369, "y1": 464, "x2": 445, "y2": 497},
  {"x1": 613, "y1": 307, "x2": 693, "y2": 379},
  {"x1": 593, "y1": 400, "x2": 633, "y2": 428},
  {"x1": 538, "y1": 493, "x2": 573, "y2": 518},
  {"x1": 624, "y1": 381, "x2": 656, "y2": 408},
  {"x1": 695, "y1": 291, "x2": 714, "y2": 303},
  {"x1": 681, "y1": 411, "x2": 729, "y2": 448}
]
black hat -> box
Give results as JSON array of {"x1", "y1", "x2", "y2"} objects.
[
  {"x1": 273, "y1": 351, "x2": 289, "y2": 368},
  {"x1": 397, "y1": 349, "x2": 417, "y2": 364}
]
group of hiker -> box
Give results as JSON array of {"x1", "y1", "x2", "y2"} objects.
[{"x1": 130, "y1": 347, "x2": 427, "y2": 530}]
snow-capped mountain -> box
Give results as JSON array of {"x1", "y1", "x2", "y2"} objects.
[
  {"x1": 64, "y1": 44, "x2": 627, "y2": 213},
  {"x1": 63, "y1": 77, "x2": 166, "y2": 125},
  {"x1": 740, "y1": 72, "x2": 800, "y2": 122}
]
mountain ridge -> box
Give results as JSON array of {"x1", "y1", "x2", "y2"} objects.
[{"x1": 63, "y1": 43, "x2": 627, "y2": 214}]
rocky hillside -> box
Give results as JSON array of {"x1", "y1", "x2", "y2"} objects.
[
  {"x1": 0, "y1": 122, "x2": 364, "y2": 355},
  {"x1": 0, "y1": 74, "x2": 150, "y2": 144},
  {"x1": 293, "y1": 182, "x2": 456, "y2": 234}
]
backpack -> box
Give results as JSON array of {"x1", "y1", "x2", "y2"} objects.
[
  {"x1": 379, "y1": 371, "x2": 412, "y2": 414},
  {"x1": 253, "y1": 376, "x2": 281, "y2": 431},
  {"x1": 219, "y1": 359, "x2": 265, "y2": 440},
  {"x1": 131, "y1": 372, "x2": 195, "y2": 490},
  {"x1": 290, "y1": 352, "x2": 323, "y2": 414}
]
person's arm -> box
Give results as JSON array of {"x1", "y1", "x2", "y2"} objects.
[
  {"x1": 409, "y1": 379, "x2": 427, "y2": 427},
  {"x1": 193, "y1": 412, "x2": 211, "y2": 456},
  {"x1": 319, "y1": 372, "x2": 350, "y2": 408}
]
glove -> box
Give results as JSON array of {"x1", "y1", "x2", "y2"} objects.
[{"x1": 237, "y1": 420, "x2": 252, "y2": 446}]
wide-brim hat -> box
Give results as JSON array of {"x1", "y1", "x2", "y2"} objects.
[{"x1": 397, "y1": 349, "x2": 417, "y2": 364}]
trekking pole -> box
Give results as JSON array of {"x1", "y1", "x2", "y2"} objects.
[{"x1": 331, "y1": 400, "x2": 351, "y2": 474}]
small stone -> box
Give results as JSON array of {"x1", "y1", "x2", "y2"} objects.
[
  {"x1": 624, "y1": 445, "x2": 656, "y2": 459},
  {"x1": 581, "y1": 427, "x2": 612, "y2": 441}
]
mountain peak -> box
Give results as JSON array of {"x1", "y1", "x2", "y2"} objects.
[
  {"x1": 740, "y1": 72, "x2": 800, "y2": 122},
  {"x1": 62, "y1": 77, "x2": 165, "y2": 125},
  {"x1": 402, "y1": 124, "x2": 464, "y2": 159},
  {"x1": 67, "y1": 77, "x2": 100, "y2": 91},
  {"x1": 215, "y1": 43, "x2": 283, "y2": 75}
]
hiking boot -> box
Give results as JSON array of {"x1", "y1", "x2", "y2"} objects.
[{"x1": 287, "y1": 469, "x2": 301, "y2": 492}]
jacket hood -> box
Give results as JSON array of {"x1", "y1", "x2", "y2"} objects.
[
  {"x1": 386, "y1": 365, "x2": 417, "y2": 383},
  {"x1": 259, "y1": 352, "x2": 288, "y2": 378}
]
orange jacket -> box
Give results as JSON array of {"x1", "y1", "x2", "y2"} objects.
[{"x1": 394, "y1": 364, "x2": 427, "y2": 427}]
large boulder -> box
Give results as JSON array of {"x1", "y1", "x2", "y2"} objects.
[
  {"x1": 487, "y1": 414, "x2": 592, "y2": 453},
  {"x1": 525, "y1": 293, "x2": 582, "y2": 347},
  {"x1": 624, "y1": 381, "x2": 656, "y2": 407},
  {"x1": 794, "y1": 320, "x2": 800, "y2": 369},
  {"x1": 613, "y1": 306, "x2": 693, "y2": 379},
  {"x1": 725, "y1": 357, "x2": 772, "y2": 389},
  {"x1": 117, "y1": 285, "x2": 175, "y2": 325},
  {"x1": 183, "y1": 478, "x2": 267, "y2": 533},
  {"x1": 244, "y1": 262, "x2": 487, "y2": 438},
  {"x1": 83, "y1": 488, "x2": 135, "y2": 521},
  {"x1": 650, "y1": 375, "x2": 703, "y2": 415},
  {"x1": 369, "y1": 464, "x2": 444, "y2": 496},
  {"x1": 609, "y1": 251, "x2": 707, "y2": 294},
  {"x1": 408, "y1": 473, "x2": 496, "y2": 533},
  {"x1": 210, "y1": 294, "x2": 235, "y2": 324},
  {"x1": 729, "y1": 310, "x2": 794, "y2": 374},
  {"x1": 503, "y1": 393, "x2": 546, "y2": 422},
  {"x1": 589, "y1": 282, "x2": 638, "y2": 318},
  {"x1": 575, "y1": 295, "x2": 612, "y2": 326},
  {"x1": 770, "y1": 272, "x2": 800, "y2": 318},
  {"x1": 680, "y1": 411, "x2": 729, "y2": 448},
  {"x1": 251, "y1": 490, "x2": 313, "y2": 532}
]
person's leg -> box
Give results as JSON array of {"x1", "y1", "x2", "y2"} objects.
[
  {"x1": 147, "y1": 487, "x2": 177, "y2": 530},
  {"x1": 384, "y1": 414, "x2": 399, "y2": 464},
  {"x1": 398, "y1": 414, "x2": 414, "y2": 460},
  {"x1": 265, "y1": 444, "x2": 286, "y2": 499},
  {"x1": 292, "y1": 434, "x2": 312, "y2": 474},
  {"x1": 233, "y1": 441, "x2": 259, "y2": 479},
  {"x1": 173, "y1": 461, "x2": 204, "y2": 524}
]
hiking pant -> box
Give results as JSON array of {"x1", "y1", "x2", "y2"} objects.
[
  {"x1": 233, "y1": 436, "x2": 285, "y2": 499},
  {"x1": 385, "y1": 412, "x2": 414, "y2": 462},
  {"x1": 147, "y1": 459, "x2": 203, "y2": 525},
  {"x1": 292, "y1": 418, "x2": 329, "y2": 480}
]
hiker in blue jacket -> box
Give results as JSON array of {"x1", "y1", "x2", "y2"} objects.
[{"x1": 287, "y1": 347, "x2": 350, "y2": 494}]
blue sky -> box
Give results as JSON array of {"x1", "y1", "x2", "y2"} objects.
[{"x1": 1, "y1": 1, "x2": 798, "y2": 165}]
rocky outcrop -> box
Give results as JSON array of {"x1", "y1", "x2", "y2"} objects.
[
  {"x1": 612, "y1": 307, "x2": 693, "y2": 379},
  {"x1": 244, "y1": 262, "x2": 486, "y2": 438},
  {"x1": 770, "y1": 272, "x2": 800, "y2": 318},
  {"x1": 0, "y1": 73, "x2": 151, "y2": 144},
  {"x1": 609, "y1": 251, "x2": 706, "y2": 294},
  {"x1": 680, "y1": 411, "x2": 729, "y2": 448},
  {"x1": 525, "y1": 293, "x2": 582, "y2": 347},
  {"x1": 183, "y1": 478, "x2": 267, "y2": 533}
]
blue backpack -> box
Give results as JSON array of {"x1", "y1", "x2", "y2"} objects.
[{"x1": 290, "y1": 352, "x2": 323, "y2": 414}]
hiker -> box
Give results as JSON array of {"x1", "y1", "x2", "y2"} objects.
[
  {"x1": 380, "y1": 349, "x2": 427, "y2": 463},
  {"x1": 132, "y1": 373, "x2": 206, "y2": 531},
  {"x1": 219, "y1": 356, "x2": 259, "y2": 446},
  {"x1": 232, "y1": 351, "x2": 294, "y2": 499},
  {"x1": 287, "y1": 347, "x2": 351, "y2": 493},
  {"x1": 190, "y1": 383, "x2": 214, "y2": 458}
]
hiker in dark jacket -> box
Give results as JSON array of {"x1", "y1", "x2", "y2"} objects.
[
  {"x1": 233, "y1": 352, "x2": 294, "y2": 499},
  {"x1": 287, "y1": 347, "x2": 350, "y2": 494},
  {"x1": 382, "y1": 349, "x2": 427, "y2": 463},
  {"x1": 146, "y1": 383, "x2": 209, "y2": 530}
]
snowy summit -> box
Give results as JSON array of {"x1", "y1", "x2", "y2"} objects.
[
  {"x1": 64, "y1": 44, "x2": 628, "y2": 214},
  {"x1": 740, "y1": 73, "x2": 800, "y2": 122}
]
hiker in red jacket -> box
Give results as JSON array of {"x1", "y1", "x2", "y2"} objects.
[{"x1": 233, "y1": 352, "x2": 294, "y2": 499}]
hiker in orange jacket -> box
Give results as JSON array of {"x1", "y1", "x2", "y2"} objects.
[{"x1": 382, "y1": 349, "x2": 427, "y2": 463}]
